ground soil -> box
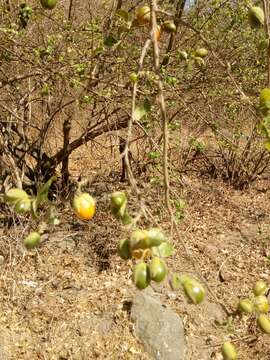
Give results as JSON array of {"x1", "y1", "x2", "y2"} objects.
[{"x1": 0, "y1": 151, "x2": 270, "y2": 360}]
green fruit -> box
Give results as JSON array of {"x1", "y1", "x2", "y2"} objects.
[
  {"x1": 253, "y1": 280, "x2": 268, "y2": 296},
  {"x1": 257, "y1": 314, "x2": 270, "y2": 334},
  {"x1": 253, "y1": 295, "x2": 270, "y2": 313},
  {"x1": 183, "y1": 278, "x2": 205, "y2": 304},
  {"x1": 195, "y1": 48, "x2": 208, "y2": 58},
  {"x1": 147, "y1": 228, "x2": 166, "y2": 247},
  {"x1": 259, "y1": 88, "x2": 270, "y2": 115},
  {"x1": 24, "y1": 232, "x2": 41, "y2": 249},
  {"x1": 111, "y1": 192, "x2": 126, "y2": 209},
  {"x1": 179, "y1": 51, "x2": 188, "y2": 60},
  {"x1": 238, "y1": 298, "x2": 254, "y2": 314},
  {"x1": 4, "y1": 188, "x2": 29, "y2": 204},
  {"x1": 163, "y1": 20, "x2": 176, "y2": 33},
  {"x1": 118, "y1": 239, "x2": 131, "y2": 260},
  {"x1": 221, "y1": 342, "x2": 237, "y2": 360},
  {"x1": 149, "y1": 257, "x2": 167, "y2": 283},
  {"x1": 14, "y1": 199, "x2": 31, "y2": 214},
  {"x1": 40, "y1": 0, "x2": 57, "y2": 9},
  {"x1": 248, "y1": 6, "x2": 264, "y2": 29},
  {"x1": 132, "y1": 262, "x2": 150, "y2": 290},
  {"x1": 130, "y1": 73, "x2": 139, "y2": 83},
  {"x1": 130, "y1": 230, "x2": 149, "y2": 250}
]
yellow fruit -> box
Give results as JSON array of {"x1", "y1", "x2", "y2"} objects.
[
  {"x1": 72, "y1": 192, "x2": 96, "y2": 220},
  {"x1": 40, "y1": 0, "x2": 57, "y2": 10},
  {"x1": 248, "y1": 6, "x2": 264, "y2": 29},
  {"x1": 257, "y1": 314, "x2": 270, "y2": 334},
  {"x1": 221, "y1": 342, "x2": 237, "y2": 360},
  {"x1": 153, "y1": 25, "x2": 161, "y2": 41},
  {"x1": 24, "y1": 232, "x2": 41, "y2": 249},
  {"x1": 253, "y1": 280, "x2": 268, "y2": 296},
  {"x1": 149, "y1": 257, "x2": 167, "y2": 283},
  {"x1": 253, "y1": 295, "x2": 270, "y2": 313},
  {"x1": 136, "y1": 6, "x2": 151, "y2": 25}
]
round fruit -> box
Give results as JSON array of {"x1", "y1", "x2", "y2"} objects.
[
  {"x1": 72, "y1": 192, "x2": 96, "y2": 220},
  {"x1": 24, "y1": 232, "x2": 41, "y2": 249},
  {"x1": 257, "y1": 314, "x2": 270, "y2": 334},
  {"x1": 163, "y1": 20, "x2": 176, "y2": 33},
  {"x1": 132, "y1": 262, "x2": 150, "y2": 290},
  {"x1": 253, "y1": 295, "x2": 270, "y2": 313},
  {"x1": 14, "y1": 199, "x2": 31, "y2": 214},
  {"x1": 179, "y1": 51, "x2": 188, "y2": 60},
  {"x1": 40, "y1": 0, "x2": 57, "y2": 10},
  {"x1": 195, "y1": 48, "x2": 208, "y2": 58},
  {"x1": 136, "y1": 6, "x2": 151, "y2": 25},
  {"x1": 111, "y1": 191, "x2": 126, "y2": 210},
  {"x1": 253, "y1": 280, "x2": 268, "y2": 296},
  {"x1": 118, "y1": 239, "x2": 131, "y2": 260},
  {"x1": 149, "y1": 257, "x2": 167, "y2": 283},
  {"x1": 4, "y1": 188, "x2": 29, "y2": 204},
  {"x1": 248, "y1": 6, "x2": 264, "y2": 29},
  {"x1": 130, "y1": 229, "x2": 149, "y2": 250},
  {"x1": 147, "y1": 228, "x2": 166, "y2": 247},
  {"x1": 238, "y1": 298, "x2": 254, "y2": 314},
  {"x1": 183, "y1": 278, "x2": 205, "y2": 304},
  {"x1": 152, "y1": 25, "x2": 161, "y2": 41},
  {"x1": 221, "y1": 342, "x2": 237, "y2": 360},
  {"x1": 130, "y1": 73, "x2": 139, "y2": 83},
  {"x1": 260, "y1": 88, "x2": 270, "y2": 107}
]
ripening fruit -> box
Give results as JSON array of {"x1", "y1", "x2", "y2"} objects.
[
  {"x1": 257, "y1": 314, "x2": 270, "y2": 334},
  {"x1": 238, "y1": 298, "x2": 254, "y2": 314},
  {"x1": 118, "y1": 239, "x2": 131, "y2": 260},
  {"x1": 253, "y1": 295, "x2": 270, "y2": 313},
  {"x1": 132, "y1": 262, "x2": 150, "y2": 290},
  {"x1": 248, "y1": 6, "x2": 264, "y2": 29},
  {"x1": 14, "y1": 199, "x2": 31, "y2": 214},
  {"x1": 163, "y1": 20, "x2": 176, "y2": 33},
  {"x1": 4, "y1": 188, "x2": 29, "y2": 204},
  {"x1": 72, "y1": 192, "x2": 96, "y2": 220},
  {"x1": 147, "y1": 228, "x2": 166, "y2": 247},
  {"x1": 153, "y1": 25, "x2": 161, "y2": 41},
  {"x1": 40, "y1": 0, "x2": 57, "y2": 10},
  {"x1": 24, "y1": 232, "x2": 41, "y2": 249},
  {"x1": 183, "y1": 278, "x2": 205, "y2": 304},
  {"x1": 260, "y1": 88, "x2": 270, "y2": 108},
  {"x1": 195, "y1": 48, "x2": 208, "y2": 58},
  {"x1": 221, "y1": 342, "x2": 237, "y2": 360},
  {"x1": 136, "y1": 6, "x2": 151, "y2": 25},
  {"x1": 129, "y1": 229, "x2": 149, "y2": 250},
  {"x1": 149, "y1": 257, "x2": 167, "y2": 283},
  {"x1": 253, "y1": 280, "x2": 268, "y2": 296}
]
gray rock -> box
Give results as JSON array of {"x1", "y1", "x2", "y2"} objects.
[{"x1": 131, "y1": 290, "x2": 185, "y2": 360}]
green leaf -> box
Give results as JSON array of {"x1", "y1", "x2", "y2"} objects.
[
  {"x1": 170, "y1": 273, "x2": 182, "y2": 290},
  {"x1": 36, "y1": 176, "x2": 57, "y2": 206},
  {"x1": 116, "y1": 9, "x2": 129, "y2": 22},
  {"x1": 152, "y1": 242, "x2": 175, "y2": 257},
  {"x1": 104, "y1": 36, "x2": 117, "y2": 47}
]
